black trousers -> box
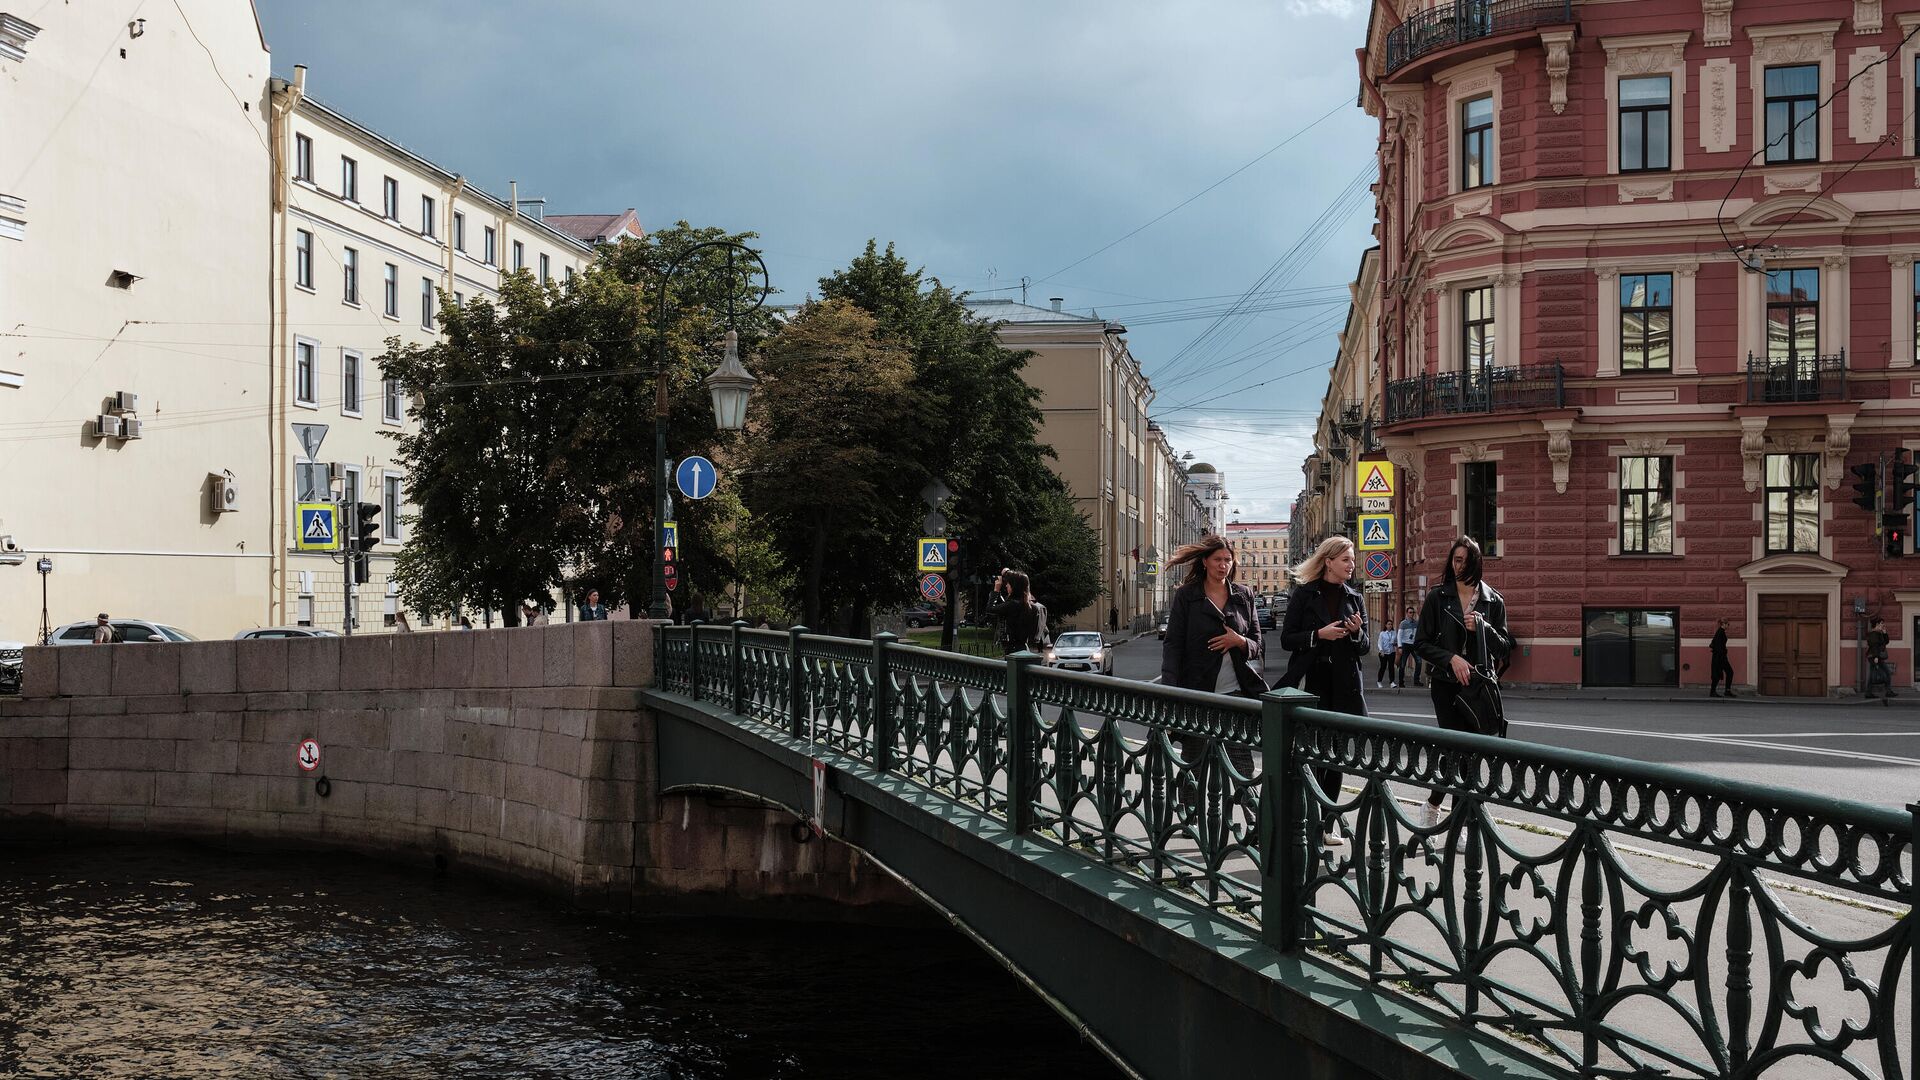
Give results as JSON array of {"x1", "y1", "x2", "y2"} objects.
[
  {"x1": 1376, "y1": 650, "x2": 1397, "y2": 683},
  {"x1": 1397, "y1": 648, "x2": 1423, "y2": 685},
  {"x1": 1709, "y1": 653, "x2": 1734, "y2": 693},
  {"x1": 1426, "y1": 678, "x2": 1476, "y2": 806}
]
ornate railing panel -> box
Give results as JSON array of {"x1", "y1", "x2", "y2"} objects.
[
  {"x1": 653, "y1": 623, "x2": 1914, "y2": 1079},
  {"x1": 1384, "y1": 0, "x2": 1573, "y2": 74},
  {"x1": 1384, "y1": 361, "x2": 1566, "y2": 424},
  {"x1": 1745, "y1": 351, "x2": 1849, "y2": 404}
]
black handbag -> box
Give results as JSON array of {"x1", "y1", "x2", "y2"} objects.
[{"x1": 1448, "y1": 609, "x2": 1507, "y2": 738}]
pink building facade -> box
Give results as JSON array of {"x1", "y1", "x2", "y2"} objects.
[{"x1": 1358, "y1": 0, "x2": 1920, "y2": 693}]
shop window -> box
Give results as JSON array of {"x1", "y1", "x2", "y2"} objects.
[{"x1": 1582, "y1": 608, "x2": 1679, "y2": 686}]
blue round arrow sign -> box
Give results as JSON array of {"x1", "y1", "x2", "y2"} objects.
[{"x1": 675, "y1": 455, "x2": 718, "y2": 500}]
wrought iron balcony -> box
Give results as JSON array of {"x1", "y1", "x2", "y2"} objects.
[
  {"x1": 1337, "y1": 402, "x2": 1366, "y2": 437},
  {"x1": 1744, "y1": 352, "x2": 1847, "y2": 404},
  {"x1": 1384, "y1": 361, "x2": 1565, "y2": 424},
  {"x1": 1384, "y1": 0, "x2": 1573, "y2": 75}
]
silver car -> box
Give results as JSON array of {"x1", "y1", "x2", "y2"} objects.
[
  {"x1": 1043, "y1": 631, "x2": 1112, "y2": 675},
  {"x1": 48, "y1": 619, "x2": 198, "y2": 645},
  {"x1": 234, "y1": 626, "x2": 339, "y2": 640}
]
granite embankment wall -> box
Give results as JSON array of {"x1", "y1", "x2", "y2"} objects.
[{"x1": 0, "y1": 622, "x2": 910, "y2": 912}]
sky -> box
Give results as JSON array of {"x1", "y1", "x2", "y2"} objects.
[{"x1": 253, "y1": 0, "x2": 1380, "y2": 522}]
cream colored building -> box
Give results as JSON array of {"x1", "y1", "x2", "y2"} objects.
[
  {"x1": 0, "y1": 3, "x2": 274, "y2": 642},
  {"x1": 267, "y1": 71, "x2": 594, "y2": 631},
  {"x1": 1143, "y1": 421, "x2": 1207, "y2": 617},
  {"x1": 1224, "y1": 521, "x2": 1291, "y2": 599}
]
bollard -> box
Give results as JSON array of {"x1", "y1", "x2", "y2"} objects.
[
  {"x1": 687, "y1": 619, "x2": 705, "y2": 702},
  {"x1": 1259, "y1": 687, "x2": 1316, "y2": 950},
  {"x1": 730, "y1": 620, "x2": 747, "y2": 716},
  {"x1": 788, "y1": 625, "x2": 808, "y2": 740},
  {"x1": 1006, "y1": 650, "x2": 1039, "y2": 834},
  {"x1": 872, "y1": 632, "x2": 898, "y2": 771}
]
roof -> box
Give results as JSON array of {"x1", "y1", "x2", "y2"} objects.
[
  {"x1": 1187, "y1": 462, "x2": 1218, "y2": 474},
  {"x1": 544, "y1": 209, "x2": 645, "y2": 245},
  {"x1": 964, "y1": 297, "x2": 1111, "y2": 326}
]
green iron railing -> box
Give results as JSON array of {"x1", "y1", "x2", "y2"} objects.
[{"x1": 658, "y1": 621, "x2": 1914, "y2": 1080}]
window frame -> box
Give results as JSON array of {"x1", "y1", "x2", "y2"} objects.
[
  {"x1": 294, "y1": 337, "x2": 318, "y2": 408},
  {"x1": 1764, "y1": 64, "x2": 1821, "y2": 164},
  {"x1": 294, "y1": 133, "x2": 313, "y2": 182},
  {"x1": 1460, "y1": 284, "x2": 1495, "y2": 380},
  {"x1": 382, "y1": 262, "x2": 399, "y2": 319},
  {"x1": 382, "y1": 176, "x2": 399, "y2": 220},
  {"x1": 1617, "y1": 75, "x2": 1672, "y2": 173},
  {"x1": 1620, "y1": 272, "x2": 1674, "y2": 372},
  {"x1": 1618, "y1": 455, "x2": 1674, "y2": 555},
  {"x1": 1764, "y1": 266, "x2": 1821, "y2": 364},
  {"x1": 420, "y1": 277, "x2": 436, "y2": 331},
  {"x1": 381, "y1": 473, "x2": 403, "y2": 542},
  {"x1": 1462, "y1": 460, "x2": 1498, "y2": 552},
  {"x1": 382, "y1": 376, "x2": 404, "y2": 425},
  {"x1": 341, "y1": 246, "x2": 359, "y2": 306},
  {"x1": 340, "y1": 155, "x2": 358, "y2": 202},
  {"x1": 512, "y1": 240, "x2": 525, "y2": 271},
  {"x1": 538, "y1": 252, "x2": 550, "y2": 284},
  {"x1": 340, "y1": 350, "x2": 363, "y2": 417},
  {"x1": 453, "y1": 210, "x2": 465, "y2": 253},
  {"x1": 1763, "y1": 452, "x2": 1821, "y2": 555},
  {"x1": 1459, "y1": 94, "x2": 1494, "y2": 190},
  {"x1": 294, "y1": 229, "x2": 314, "y2": 290},
  {"x1": 483, "y1": 226, "x2": 497, "y2": 266},
  {"x1": 420, "y1": 194, "x2": 437, "y2": 239}
]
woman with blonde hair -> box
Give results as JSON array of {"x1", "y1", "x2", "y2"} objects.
[
  {"x1": 1158, "y1": 533, "x2": 1265, "y2": 775},
  {"x1": 1275, "y1": 535, "x2": 1370, "y2": 846}
]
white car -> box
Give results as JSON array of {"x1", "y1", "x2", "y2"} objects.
[
  {"x1": 1043, "y1": 631, "x2": 1113, "y2": 675},
  {"x1": 48, "y1": 619, "x2": 198, "y2": 645},
  {"x1": 234, "y1": 626, "x2": 339, "y2": 640}
]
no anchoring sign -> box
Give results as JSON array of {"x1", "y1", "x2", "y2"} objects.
[{"x1": 296, "y1": 738, "x2": 322, "y2": 773}]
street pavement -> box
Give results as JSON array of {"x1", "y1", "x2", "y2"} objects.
[{"x1": 1108, "y1": 636, "x2": 1920, "y2": 811}]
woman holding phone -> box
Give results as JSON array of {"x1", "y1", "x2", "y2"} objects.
[{"x1": 1275, "y1": 535, "x2": 1370, "y2": 844}]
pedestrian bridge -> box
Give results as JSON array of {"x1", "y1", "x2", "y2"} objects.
[{"x1": 651, "y1": 622, "x2": 1913, "y2": 1080}]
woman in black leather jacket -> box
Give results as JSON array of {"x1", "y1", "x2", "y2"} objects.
[
  {"x1": 1159, "y1": 534, "x2": 1264, "y2": 775},
  {"x1": 1276, "y1": 535, "x2": 1368, "y2": 844},
  {"x1": 1411, "y1": 535, "x2": 1511, "y2": 827}
]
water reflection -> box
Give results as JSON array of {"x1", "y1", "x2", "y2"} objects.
[{"x1": 0, "y1": 842, "x2": 1118, "y2": 1079}]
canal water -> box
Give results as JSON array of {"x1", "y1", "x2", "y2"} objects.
[{"x1": 0, "y1": 842, "x2": 1120, "y2": 1079}]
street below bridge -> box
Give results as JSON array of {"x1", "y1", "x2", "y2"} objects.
[{"x1": 1105, "y1": 636, "x2": 1920, "y2": 812}]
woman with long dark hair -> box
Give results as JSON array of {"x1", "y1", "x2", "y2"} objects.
[
  {"x1": 1275, "y1": 535, "x2": 1369, "y2": 845},
  {"x1": 990, "y1": 568, "x2": 1049, "y2": 656},
  {"x1": 1412, "y1": 535, "x2": 1512, "y2": 828},
  {"x1": 1158, "y1": 534, "x2": 1264, "y2": 775}
]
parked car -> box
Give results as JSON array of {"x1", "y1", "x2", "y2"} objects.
[
  {"x1": 1156, "y1": 620, "x2": 1167, "y2": 640},
  {"x1": 1043, "y1": 631, "x2": 1112, "y2": 675},
  {"x1": 48, "y1": 619, "x2": 197, "y2": 645},
  {"x1": 1256, "y1": 602, "x2": 1276, "y2": 631},
  {"x1": 0, "y1": 637, "x2": 22, "y2": 695},
  {"x1": 234, "y1": 627, "x2": 339, "y2": 640},
  {"x1": 900, "y1": 605, "x2": 944, "y2": 629}
]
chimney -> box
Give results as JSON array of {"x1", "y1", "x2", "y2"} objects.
[{"x1": 1049, "y1": 297, "x2": 1064, "y2": 312}]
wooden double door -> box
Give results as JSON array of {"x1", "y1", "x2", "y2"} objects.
[{"x1": 1757, "y1": 594, "x2": 1827, "y2": 697}]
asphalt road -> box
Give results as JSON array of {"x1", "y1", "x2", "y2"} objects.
[{"x1": 1110, "y1": 635, "x2": 1920, "y2": 811}]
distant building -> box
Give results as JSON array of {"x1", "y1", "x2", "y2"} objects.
[
  {"x1": 544, "y1": 209, "x2": 645, "y2": 247},
  {"x1": 1185, "y1": 463, "x2": 1229, "y2": 537},
  {"x1": 1224, "y1": 521, "x2": 1291, "y2": 599}
]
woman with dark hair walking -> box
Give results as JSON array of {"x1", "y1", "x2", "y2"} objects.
[
  {"x1": 990, "y1": 569, "x2": 1049, "y2": 656},
  {"x1": 1412, "y1": 536, "x2": 1512, "y2": 830},
  {"x1": 1275, "y1": 535, "x2": 1369, "y2": 845},
  {"x1": 1158, "y1": 534, "x2": 1265, "y2": 776}
]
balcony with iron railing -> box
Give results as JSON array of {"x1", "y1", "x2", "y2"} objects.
[
  {"x1": 1744, "y1": 351, "x2": 1847, "y2": 405},
  {"x1": 1384, "y1": 361, "x2": 1565, "y2": 425},
  {"x1": 1382, "y1": 0, "x2": 1573, "y2": 79}
]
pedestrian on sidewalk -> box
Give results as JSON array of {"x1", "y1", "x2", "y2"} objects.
[
  {"x1": 1376, "y1": 624, "x2": 1398, "y2": 688},
  {"x1": 1396, "y1": 604, "x2": 1422, "y2": 687},
  {"x1": 579, "y1": 589, "x2": 609, "y2": 621},
  {"x1": 1708, "y1": 617, "x2": 1735, "y2": 698},
  {"x1": 1412, "y1": 536, "x2": 1512, "y2": 834},
  {"x1": 1866, "y1": 616, "x2": 1896, "y2": 699},
  {"x1": 91, "y1": 613, "x2": 114, "y2": 644},
  {"x1": 989, "y1": 569, "x2": 1049, "y2": 656},
  {"x1": 1276, "y1": 535, "x2": 1369, "y2": 847},
  {"x1": 1158, "y1": 535, "x2": 1263, "y2": 781}
]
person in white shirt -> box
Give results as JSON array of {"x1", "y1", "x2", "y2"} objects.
[{"x1": 1376, "y1": 625, "x2": 1398, "y2": 687}]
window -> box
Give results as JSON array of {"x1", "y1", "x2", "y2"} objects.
[
  {"x1": 383, "y1": 263, "x2": 398, "y2": 318},
  {"x1": 1460, "y1": 95, "x2": 1494, "y2": 189},
  {"x1": 1765, "y1": 267, "x2": 1820, "y2": 363},
  {"x1": 295, "y1": 229, "x2": 313, "y2": 289},
  {"x1": 1462, "y1": 461, "x2": 1497, "y2": 551},
  {"x1": 340, "y1": 156, "x2": 358, "y2": 201},
  {"x1": 1618, "y1": 76, "x2": 1670, "y2": 172},
  {"x1": 1460, "y1": 284, "x2": 1495, "y2": 379},
  {"x1": 1582, "y1": 609, "x2": 1679, "y2": 687},
  {"x1": 564, "y1": 266, "x2": 576, "y2": 285},
  {"x1": 483, "y1": 226, "x2": 497, "y2": 265},
  {"x1": 382, "y1": 474, "x2": 402, "y2": 541},
  {"x1": 421, "y1": 278, "x2": 436, "y2": 330},
  {"x1": 1619, "y1": 456, "x2": 1673, "y2": 555},
  {"x1": 1620, "y1": 273, "x2": 1673, "y2": 372},
  {"x1": 294, "y1": 133, "x2": 313, "y2": 182},
  {"x1": 295, "y1": 339, "x2": 317, "y2": 406},
  {"x1": 342, "y1": 246, "x2": 359, "y2": 305},
  {"x1": 538, "y1": 253, "x2": 550, "y2": 284},
  {"x1": 1764, "y1": 452, "x2": 1820, "y2": 554},
  {"x1": 341, "y1": 351, "x2": 362, "y2": 416},
  {"x1": 1764, "y1": 65, "x2": 1820, "y2": 163},
  {"x1": 382, "y1": 176, "x2": 399, "y2": 219},
  {"x1": 420, "y1": 195, "x2": 436, "y2": 238},
  {"x1": 342, "y1": 466, "x2": 361, "y2": 511},
  {"x1": 512, "y1": 240, "x2": 525, "y2": 271},
  {"x1": 383, "y1": 376, "x2": 403, "y2": 423},
  {"x1": 453, "y1": 211, "x2": 465, "y2": 252}
]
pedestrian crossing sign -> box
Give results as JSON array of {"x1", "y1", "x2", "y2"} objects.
[
  {"x1": 1356, "y1": 461, "x2": 1395, "y2": 498},
  {"x1": 918, "y1": 538, "x2": 949, "y2": 572},
  {"x1": 1357, "y1": 513, "x2": 1395, "y2": 552},
  {"x1": 296, "y1": 503, "x2": 339, "y2": 551}
]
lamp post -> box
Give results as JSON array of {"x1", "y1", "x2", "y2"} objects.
[
  {"x1": 649, "y1": 241, "x2": 769, "y2": 620},
  {"x1": 36, "y1": 557, "x2": 51, "y2": 645}
]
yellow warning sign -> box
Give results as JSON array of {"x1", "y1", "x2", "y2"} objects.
[{"x1": 1356, "y1": 460, "x2": 1395, "y2": 498}]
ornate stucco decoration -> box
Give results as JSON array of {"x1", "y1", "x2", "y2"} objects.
[
  {"x1": 1618, "y1": 178, "x2": 1676, "y2": 203},
  {"x1": 1541, "y1": 30, "x2": 1575, "y2": 114},
  {"x1": 1454, "y1": 193, "x2": 1494, "y2": 219},
  {"x1": 1850, "y1": 48, "x2": 1887, "y2": 143},
  {"x1": 1856, "y1": 0, "x2": 1884, "y2": 35},
  {"x1": 1764, "y1": 169, "x2": 1824, "y2": 194},
  {"x1": 1703, "y1": 0, "x2": 1735, "y2": 48},
  {"x1": 1740, "y1": 416, "x2": 1769, "y2": 491},
  {"x1": 1541, "y1": 419, "x2": 1576, "y2": 493},
  {"x1": 1747, "y1": 23, "x2": 1840, "y2": 66},
  {"x1": 1824, "y1": 413, "x2": 1854, "y2": 489},
  {"x1": 1702, "y1": 59, "x2": 1738, "y2": 152},
  {"x1": 1458, "y1": 441, "x2": 1497, "y2": 463}
]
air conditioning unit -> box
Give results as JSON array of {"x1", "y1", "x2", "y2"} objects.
[
  {"x1": 95, "y1": 414, "x2": 124, "y2": 439},
  {"x1": 121, "y1": 418, "x2": 143, "y2": 439},
  {"x1": 113, "y1": 390, "x2": 139, "y2": 413},
  {"x1": 210, "y1": 475, "x2": 239, "y2": 513}
]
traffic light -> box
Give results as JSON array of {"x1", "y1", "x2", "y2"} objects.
[
  {"x1": 1888, "y1": 449, "x2": 1917, "y2": 516},
  {"x1": 1851, "y1": 462, "x2": 1880, "y2": 513},
  {"x1": 353, "y1": 501, "x2": 381, "y2": 582},
  {"x1": 1886, "y1": 515, "x2": 1909, "y2": 558}
]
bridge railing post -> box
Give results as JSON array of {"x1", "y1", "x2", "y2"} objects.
[
  {"x1": 787, "y1": 625, "x2": 808, "y2": 740},
  {"x1": 872, "y1": 632, "x2": 897, "y2": 771},
  {"x1": 1260, "y1": 687, "x2": 1316, "y2": 950},
  {"x1": 1909, "y1": 802, "x2": 1919, "y2": 1075},
  {"x1": 687, "y1": 619, "x2": 705, "y2": 702},
  {"x1": 730, "y1": 619, "x2": 747, "y2": 716},
  {"x1": 1006, "y1": 650, "x2": 1039, "y2": 833}
]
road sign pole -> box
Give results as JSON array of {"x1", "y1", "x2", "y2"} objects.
[
  {"x1": 940, "y1": 553, "x2": 958, "y2": 653},
  {"x1": 341, "y1": 497, "x2": 354, "y2": 636}
]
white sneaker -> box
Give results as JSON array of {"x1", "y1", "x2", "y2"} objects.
[
  {"x1": 1414, "y1": 802, "x2": 1440, "y2": 830},
  {"x1": 1375, "y1": 680, "x2": 1383, "y2": 688}
]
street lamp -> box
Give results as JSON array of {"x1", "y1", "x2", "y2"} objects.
[
  {"x1": 36, "y1": 557, "x2": 52, "y2": 645},
  {"x1": 650, "y1": 241, "x2": 770, "y2": 619}
]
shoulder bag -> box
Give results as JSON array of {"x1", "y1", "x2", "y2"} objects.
[{"x1": 1448, "y1": 607, "x2": 1507, "y2": 738}]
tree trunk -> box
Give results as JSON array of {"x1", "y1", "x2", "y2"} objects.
[{"x1": 803, "y1": 514, "x2": 829, "y2": 629}]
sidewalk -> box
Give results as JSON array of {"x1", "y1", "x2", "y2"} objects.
[{"x1": 1398, "y1": 681, "x2": 1920, "y2": 708}]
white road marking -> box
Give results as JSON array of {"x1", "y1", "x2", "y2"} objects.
[{"x1": 1361, "y1": 711, "x2": 1920, "y2": 767}]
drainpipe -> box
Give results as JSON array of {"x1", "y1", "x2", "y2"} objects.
[{"x1": 267, "y1": 64, "x2": 307, "y2": 625}]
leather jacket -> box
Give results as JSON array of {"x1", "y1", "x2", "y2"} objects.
[
  {"x1": 1276, "y1": 579, "x2": 1369, "y2": 692},
  {"x1": 1413, "y1": 579, "x2": 1511, "y2": 683},
  {"x1": 1159, "y1": 580, "x2": 1265, "y2": 695}
]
